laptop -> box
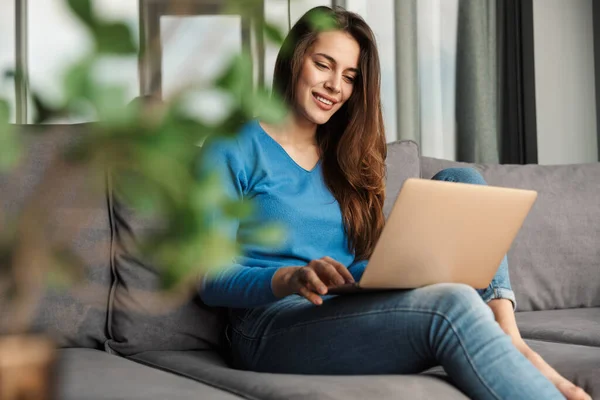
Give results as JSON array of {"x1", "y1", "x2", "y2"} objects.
[{"x1": 328, "y1": 178, "x2": 538, "y2": 294}]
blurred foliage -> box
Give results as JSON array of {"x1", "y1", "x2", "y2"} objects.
[
  {"x1": 0, "y1": 0, "x2": 293, "y2": 304},
  {"x1": 0, "y1": 99, "x2": 19, "y2": 170},
  {"x1": 308, "y1": 8, "x2": 338, "y2": 31}
]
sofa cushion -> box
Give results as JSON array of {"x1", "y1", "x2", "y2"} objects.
[
  {"x1": 129, "y1": 343, "x2": 599, "y2": 399},
  {"x1": 384, "y1": 140, "x2": 421, "y2": 218},
  {"x1": 0, "y1": 124, "x2": 111, "y2": 348},
  {"x1": 516, "y1": 308, "x2": 600, "y2": 347},
  {"x1": 58, "y1": 349, "x2": 241, "y2": 400},
  {"x1": 129, "y1": 350, "x2": 468, "y2": 400},
  {"x1": 420, "y1": 157, "x2": 600, "y2": 311},
  {"x1": 105, "y1": 172, "x2": 226, "y2": 356}
]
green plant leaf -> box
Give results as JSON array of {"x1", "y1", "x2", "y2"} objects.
[
  {"x1": 213, "y1": 109, "x2": 247, "y2": 139},
  {"x1": 215, "y1": 53, "x2": 253, "y2": 98},
  {"x1": 198, "y1": 232, "x2": 240, "y2": 273},
  {"x1": 224, "y1": 0, "x2": 263, "y2": 20},
  {"x1": 47, "y1": 247, "x2": 85, "y2": 290},
  {"x1": 244, "y1": 88, "x2": 287, "y2": 123},
  {"x1": 240, "y1": 222, "x2": 287, "y2": 247},
  {"x1": 160, "y1": 263, "x2": 187, "y2": 291},
  {"x1": 0, "y1": 100, "x2": 22, "y2": 171},
  {"x1": 0, "y1": 98, "x2": 9, "y2": 122},
  {"x1": 0, "y1": 0, "x2": 286, "y2": 304},
  {"x1": 0, "y1": 127, "x2": 21, "y2": 172},
  {"x1": 66, "y1": 0, "x2": 96, "y2": 28},
  {"x1": 31, "y1": 91, "x2": 68, "y2": 124},
  {"x1": 264, "y1": 22, "x2": 285, "y2": 45},
  {"x1": 191, "y1": 173, "x2": 227, "y2": 209},
  {"x1": 113, "y1": 169, "x2": 167, "y2": 216},
  {"x1": 64, "y1": 57, "x2": 94, "y2": 100},
  {"x1": 308, "y1": 8, "x2": 338, "y2": 32},
  {"x1": 92, "y1": 84, "x2": 128, "y2": 121},
  {"x1": 221, "y1": 198, "x2": 254, "y2": 220},
  {"x1": 94, "y1": 22, "x2": 137, "y2": 55}
]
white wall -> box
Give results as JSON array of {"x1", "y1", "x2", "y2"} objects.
[{"x1": 533, "y1": 0, "x2": 598, "y2": 164}]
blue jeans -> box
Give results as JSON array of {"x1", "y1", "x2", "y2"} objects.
[{"x1": 228, "y1": 168, "x2": 563, "y2": 399}]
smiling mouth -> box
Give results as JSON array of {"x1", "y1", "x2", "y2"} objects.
[{"x1": 313, "y1": 92, "x2": 335, "y2": 106}]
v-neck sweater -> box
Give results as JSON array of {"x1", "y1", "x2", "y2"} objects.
[{"x1": 198, "y1": 120, "x2": 368, "y2": 308}]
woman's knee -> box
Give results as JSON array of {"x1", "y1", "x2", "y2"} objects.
[
  {"x1": 417, "y1": 283, "x2": 494, "y2": 321},
  {"x1": 431, "y1": 167, "x2": 487, "y2": 185}
]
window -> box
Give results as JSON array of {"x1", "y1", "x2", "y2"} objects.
[{"x1": 0, "y1": 1, "x2": 17, "y2": 123}]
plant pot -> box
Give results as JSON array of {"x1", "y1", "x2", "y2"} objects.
[{"x1": 0, "y1": 334, "x2": 57, "y2": 400}]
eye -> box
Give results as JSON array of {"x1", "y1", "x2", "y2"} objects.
[
  {"x1": 314, "y1": 61, "x2": 329, "y2": 70},
  {"x1": 344, "y1": 76, "x2": 356, "y2": 84}
]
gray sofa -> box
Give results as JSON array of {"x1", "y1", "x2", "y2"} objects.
[{"x1": 1, "y1": 123, "x2": 599, "y2": 400}]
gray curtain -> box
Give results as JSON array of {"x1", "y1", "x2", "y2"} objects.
[
  {"x1": 394, "y1": 0, "x2": 420, "y2": 146},
  {"x1": 455, "y1": 0, "x2": 499, "y2": 163},
  {"x1": 394, "y1": 0, "x2": 499, "y2": 163}
]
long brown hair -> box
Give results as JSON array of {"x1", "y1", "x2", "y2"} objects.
[{"x1": 273, "y1": 6, "x2": 387, "y2": 261}]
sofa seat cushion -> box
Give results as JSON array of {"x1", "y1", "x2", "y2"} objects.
[
  {"x1": 422, "y1": 339, "x2": 600, "y2": 397},
  {"x1": 129, "y1": 342, "x2": 600, "y2": 400},
  {"x1": 128, "y1": 350, "x2": 468, "y2": 400},
  {"x1": 524, "y1": 339, "x2": 600, "y2": 397},
  {"x1": 58, "y1": 349, "x2": 241, "y2": 400},
  {"x1": 517, "y1": 308, "x2": 600, "y2": 347}
]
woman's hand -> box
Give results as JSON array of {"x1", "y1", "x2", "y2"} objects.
[{"x1": 272, "y1": 257, "x2": 355, "y2": 305}]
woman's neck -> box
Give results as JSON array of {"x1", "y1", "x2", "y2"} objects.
[{"x1": 261, "y1": 112, "x2": 318, "y2": 149}]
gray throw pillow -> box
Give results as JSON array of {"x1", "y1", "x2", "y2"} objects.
[{"x1": 105, "y1": 169, "x2": 226, "y2": 356}]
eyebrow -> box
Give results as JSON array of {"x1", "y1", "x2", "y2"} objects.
[{"x1": 314, "y1": 53, "x2": 359, "y2": 74}]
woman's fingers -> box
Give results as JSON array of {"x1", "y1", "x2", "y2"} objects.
[
  {"x1": 322, "y1": 256, "x2": 355, "y2": 284},
  {"x1": 300, "y1": 267, "x2": 328, "y2": 295},
  {"x1": 298, "y1": 286, "x2": 323, "y2": 305},
  {"x1": 312, "y1": 259, "x2": 346, "y2": 286},
  {"x1": 291, "y1": 257, "x2": 356, "y2": 307}
]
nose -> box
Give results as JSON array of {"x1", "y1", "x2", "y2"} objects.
[{"x1": 324, "y1": 73, "x2": 342, "y2": 94}]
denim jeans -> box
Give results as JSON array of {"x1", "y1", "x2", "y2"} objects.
[{"x1": 227, "y1": 168, "x2": 563, "y2": 399}]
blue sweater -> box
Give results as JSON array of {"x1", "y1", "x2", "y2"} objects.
[{"x1": 198, "y1": 120, "x2": 368, "y2": 308}]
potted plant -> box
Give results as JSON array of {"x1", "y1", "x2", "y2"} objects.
[{"x1": 0, "y1": 0, "x2": 315, "y2": 398}]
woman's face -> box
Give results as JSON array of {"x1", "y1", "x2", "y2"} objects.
[{"x1": 294, "y1": 30, "x2": 360, "y2": 126}]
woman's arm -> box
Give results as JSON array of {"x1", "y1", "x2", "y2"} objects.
[
  {"x1": 199, "y1": 264, "x2": 280, "y2": 308},
  {"x1": 347, "y1": 259, "x2": 368, "y2": 282},
  {"x1": 197, "y1": 134, "x2": 282, "y2": 308}
]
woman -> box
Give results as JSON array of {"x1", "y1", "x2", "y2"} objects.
[{"x1": 199, "y1": 6, "x2": 589, "y2": 400}]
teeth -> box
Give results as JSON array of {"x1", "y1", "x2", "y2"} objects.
[{"x1": 316, "y1": 95, "x2": 333, "y2": 106}]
